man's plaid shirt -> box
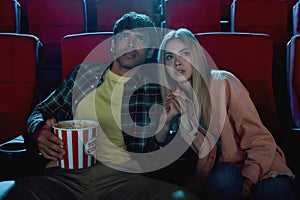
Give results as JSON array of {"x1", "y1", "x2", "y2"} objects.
[{"x1": 27, "y1": 62, "x2": 163, "y2": 152}]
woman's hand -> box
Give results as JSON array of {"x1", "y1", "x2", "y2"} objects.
[
  {"x1": 34, "y1": 118, "x2": 65, "y2": 161},
  {"x1": 163, "y1": 91, "x2": 187, "y2": 122},
  {"x1": 155, "y1": 88, "x2": 188, "y2": 143},
  {"x1": 242, "y1": 178, "x2": 254, "y2": 198}
]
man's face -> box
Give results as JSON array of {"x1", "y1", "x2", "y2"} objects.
[{"x1": 111, "y1": 29, "x2": 154, "y2": 70}]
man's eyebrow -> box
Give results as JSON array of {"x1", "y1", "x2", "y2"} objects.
[
  {"x1": 132, "y1": 30, "x2": 148, "y2": 36},
  {"x1": 120, "y1": 31, "x2": 129, "y2": 35}
]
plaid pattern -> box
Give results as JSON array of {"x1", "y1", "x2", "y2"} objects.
[{"x1": 27, "y1": 62, "x2": 162, "y2": 152}]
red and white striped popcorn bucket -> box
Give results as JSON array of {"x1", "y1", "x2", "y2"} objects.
[{"x1": 53, "y1": 120, "x2": 99, "y2": 169}]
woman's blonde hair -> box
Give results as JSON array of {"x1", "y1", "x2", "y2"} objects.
[{"x1": 158, "y1": 28, "x2": 212, "y2": 128}]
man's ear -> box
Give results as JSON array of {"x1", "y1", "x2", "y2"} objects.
[
  {"x1": 146, "y1": 48, "x2": 155, "y2": 59},
  {"x1": 110, "y1": 39, "x2": 115, "y2": 53}
]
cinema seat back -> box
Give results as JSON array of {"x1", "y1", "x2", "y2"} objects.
[
  {"x1": 195, "y1": 32, "x2": 280, "y2": 139},
  {"x1": 287, "y1": 34, "x2": 300, "y2": 128},
  {"x1": 61, "y1": 32, "x2": 113, "y2": 79},
  {"x1": 0, "y1": 0, "x2": 21, "y2": 33},
  {"x1": 0, "y1": 33, "x2": 42, "y2": 144},
  {"x1": 165, "y1": 0, "x2": 221, "y2": 33}
]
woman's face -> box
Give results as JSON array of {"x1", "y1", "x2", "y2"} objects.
[{"x1": 164, "y1": 39, "x2": 193, "y2": 83}]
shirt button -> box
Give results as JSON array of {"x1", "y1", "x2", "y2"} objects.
[
  {"x1": 75, "y1": 100, "x2": 78, "y2": 104},
  {"x1": 91, "y1": 85, "x2": 95, "y2": 88}
]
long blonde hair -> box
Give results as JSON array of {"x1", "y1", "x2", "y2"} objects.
[{"x1": 158, "y1": 28, "x2": 212, "y2": 128}]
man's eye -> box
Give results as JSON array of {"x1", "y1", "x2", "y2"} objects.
[
  {"x1": 137, "y1": 36, "x2": 146, "y2": 43},
  {"x1": 120, "y1": 33, "x2": 128, "y2": 40}
]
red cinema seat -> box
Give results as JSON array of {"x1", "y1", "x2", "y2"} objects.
[
  {"x1": 26, "y1": 0, "x2": 87, "y2": 65},
  {"x1": 61, "y1": 32, "x2": 114, "y2": 79},
  {"x1": 97, "y1": 0, "x2": 154, "y2": 32},
  {"x1": 26, "y1": 0, "x2": 87, "y2": 98},
  {"x1": 0, "y1": 0, "x2": 21, "y2": 33},
  {"x1": 287, "y1": 34, "x2": 300, "y2": 128},
  {"x1": 0, "y1": 33, "x2": 42, "y2": 144},
  {"x1": 165, "y1": 0, "x2": 221, "y2": 34},
  {"x1": 231, "y1": 0, "x2": 289, "y2": 68},
  {"x1": 195, "y1": 32, "x2": 281, "y2": 140}
]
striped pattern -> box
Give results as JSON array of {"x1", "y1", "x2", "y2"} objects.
[{"x1": 54, "y1": 126, "x2": 98, "y2": 169}]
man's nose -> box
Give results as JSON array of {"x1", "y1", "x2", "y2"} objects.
[{"x1": 127, "y1": 37, "x2": 135, "y2": 48}]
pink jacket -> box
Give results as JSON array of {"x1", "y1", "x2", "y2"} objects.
[{"x1": 186, "y1": 70, "x2": 295, "y2": 192}]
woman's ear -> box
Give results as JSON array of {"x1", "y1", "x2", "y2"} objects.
[{"x1": 110, "y1": 39, "x2": 115, "y2": 53}]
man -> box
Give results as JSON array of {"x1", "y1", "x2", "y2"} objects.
[{"x1": 4, "y1": 12, "x2": 199, "y2": 200}]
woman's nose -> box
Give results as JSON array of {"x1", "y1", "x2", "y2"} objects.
[{"x1": 175, "y1": 56, "x2": 182, "y2": 67}]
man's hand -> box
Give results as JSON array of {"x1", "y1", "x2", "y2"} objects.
[{"x1": 34, "y1": 118, "x2": 65, "y2": 161}]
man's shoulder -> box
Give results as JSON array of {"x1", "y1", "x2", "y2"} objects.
[{"x1": 75, "y1": 62, "x2": 111, "y2": 75}]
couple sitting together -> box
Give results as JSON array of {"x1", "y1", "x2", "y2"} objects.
[{"x1": 4, "y1": 12, "x2": 295, "y2": 200}]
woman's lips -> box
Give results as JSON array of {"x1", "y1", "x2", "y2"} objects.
[{"x1": 175, "y1": 69, "x2": 185, "y2": 76}]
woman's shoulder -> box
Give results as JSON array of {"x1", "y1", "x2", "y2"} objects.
[
  {"x1": 209, "y1": 69, "x2": 248, "y2": 95},
  {"x1": 210, "y1": 69, "x2": 237, "y2": 81}
]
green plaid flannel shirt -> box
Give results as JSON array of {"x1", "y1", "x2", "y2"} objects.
[{"x1": 27, "y1": 62, "x2": 163, "y2": 152}]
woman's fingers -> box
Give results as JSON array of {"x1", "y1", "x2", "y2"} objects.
[{"x1": 165, "y1": 93, "x2": 187, "y2": 114}]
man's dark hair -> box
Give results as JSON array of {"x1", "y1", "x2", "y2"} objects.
[{"x1": 113, "y1": 12, "x2": 156, "y2": 35}]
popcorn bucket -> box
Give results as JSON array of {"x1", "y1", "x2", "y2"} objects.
[{"x1": 53, "y1": 120, "x2": 99, "y2": 169}]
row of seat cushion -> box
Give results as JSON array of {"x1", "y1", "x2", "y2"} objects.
[
  {"x1": 3, "y1": 0, "x2": 298, "y2": 36},
  {"x1": 1, "y1": 0, "x2": 297, "y2": 99}
]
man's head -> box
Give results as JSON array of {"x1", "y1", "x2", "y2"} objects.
[
  {"x1": 113, "y1": 12, "x2": 157, "y2": 42},
  {"x1": 110, "y1": 12, "x2": 158, "y2": 75}
]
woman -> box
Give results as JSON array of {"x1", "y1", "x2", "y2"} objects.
[{"x1": 154, "y1": 28, "x2": 295, "y2": 200}]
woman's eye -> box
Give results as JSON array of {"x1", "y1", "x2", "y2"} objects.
[
  {"x1": 181, "y1": 51, "x2": 190, "y2": 57},
  {"x1": 165, "y1": 54, "x2": 173, "y2": 61}
]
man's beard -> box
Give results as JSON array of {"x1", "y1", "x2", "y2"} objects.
[
  {"x1": 115, "y1": 57, "x2": 139, "y2": 70},
  {"x1": 116, "y1": 51, "x2": 141, "y2": 70}
]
